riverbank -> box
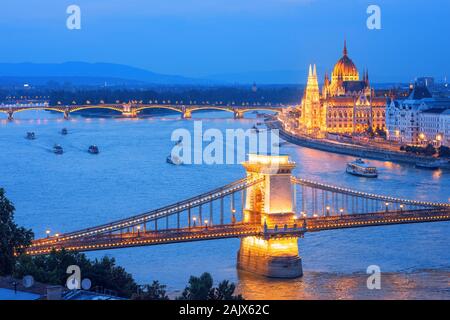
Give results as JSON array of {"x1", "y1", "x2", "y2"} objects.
[{"x1": 269, "y1": 120, "x2": 450, "y2": 168}]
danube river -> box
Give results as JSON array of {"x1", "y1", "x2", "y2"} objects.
[{"x1": 1, "y1": 110, "x2": 449, "y2": 299}]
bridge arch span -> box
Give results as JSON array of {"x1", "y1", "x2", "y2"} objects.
[
  {"x1": 8, "y1": 107, "x2": 66, "y2": 114},
  {"x1": 69, "y1": 105, "x2": 124, "y2": 114},
  {"x1": 135, "y1": 105, "x2": 183, "y2": 113},
  {"x1": 188, "y1": 106, "x2": 235, "y2": 114}
]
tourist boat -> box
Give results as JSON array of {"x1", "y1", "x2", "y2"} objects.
[
  {"x1": 175, "y1": 137, "x2": 183, "y2": 146},
  {"x1": 53, "y1": 144, "x2": 64, "y2": 155},
  {"x1": 61, "y1": 128, "x2": 68, "y2": 135},
  {"x1": 346, "y1": 159, "x2": 378, "y2": 178},
  {"x1": 166, "y1": 154, "x2": 183, "y2": 165},
  {"x1": 251, "y1": 125, "x2": 260, "y2": 133},
  {"x1": 415, "y1": 161, "x2": 441, "y2": 170},
  {"x1": 26, "y1": 132, "x2": 36, "y2": 140},
  {"x1": 88, "y1": 145, "x2": 99, "y2": 154}
]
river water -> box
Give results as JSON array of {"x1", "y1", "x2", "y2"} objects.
[{"x1": 1, "y1": 110, "x2": 449, "y2": 299}]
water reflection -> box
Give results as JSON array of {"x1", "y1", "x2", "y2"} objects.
[{"x1": 237, "y1": 269, "x2": 450, "y2": 300}]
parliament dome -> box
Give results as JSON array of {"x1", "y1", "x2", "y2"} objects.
[{"x1": 331, "y1": 41, "x2": 359, "y2": 81}]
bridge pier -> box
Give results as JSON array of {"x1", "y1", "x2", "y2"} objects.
[
  {"x1": 64, "y1": 109, "x2": 70, "y2": 120},
  {"x1": 234, "y1": 110, "x2": 244, "y2": 119},
  {"x1": 7, "y1": 111, "x2": 14, "y2": 121},
  {"x1": 182, "y1": 109, "x2": 192, "y2": 119},
  {"x1": 237, "y1": 154, "x2": 303, "y2": 278}
]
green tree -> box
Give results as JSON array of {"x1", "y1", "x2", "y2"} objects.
[
  {"x1": 208, "y1": 280, "x2": 243, "y2": 300},
  {"x1": 178, "y1": 272, "x2": 242, "y2": 300},
  {"x1": 131, "y1": 281, "x2": 169, "y2": 300},
  {"x1": 15, "y1": 250, "x2": 138, "y2": 298},
  {"x1": 0, "y1": 188, "x2": 34, "y2": 276},
  {"x1": 179, "y1": 272, "x2": 213, "y2": 300}
]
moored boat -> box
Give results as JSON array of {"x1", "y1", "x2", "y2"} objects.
[
  {"x1": 346, "y1": 159, "x2": 378, "y2": 178},
  {"x1": 88, "y1": 145, "x2": 99, "y2": 154},
  {"x1": 53, "y1": 144, "x2": 63, "y2": 155},
  {"x1": 415, "y1": 161, "x2": 441, "y2": 170},
  {"x1": 26, "y1": 132, "x2": 36, "y2": 140},
  {"x1": 61, "y1": 128, "x2": 68, "y2": 135}
]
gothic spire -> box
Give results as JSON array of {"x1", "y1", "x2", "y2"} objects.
[{"x1": 343, "y1": 40, "x2": 348, "y2": 56}]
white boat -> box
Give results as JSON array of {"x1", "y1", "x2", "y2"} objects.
[
  {"x1": 166, "y1": 154, "x2": 183, "y2": 165},
  {"x1": 175, "y1": 137, "x2": 183, "y2": 146},
  {"x1": 346, "y1": 159, "x2": 378, "y2": 178}
]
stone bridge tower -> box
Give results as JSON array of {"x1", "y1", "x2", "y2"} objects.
[{"x1": 237, "y1": 154, "x2": 303, "y2": 278}]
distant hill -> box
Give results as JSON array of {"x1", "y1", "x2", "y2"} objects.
[{"x1": 0, "y1": 62, "x2": 214, "y2": 86}]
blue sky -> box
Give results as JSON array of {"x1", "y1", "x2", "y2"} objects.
[{"x1": 1, "y1": 0, "x2": 449, "y2": 82}]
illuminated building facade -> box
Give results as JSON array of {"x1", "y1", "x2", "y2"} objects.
[
  {"x1": 299, "y1": 41, "x2": 386, "y2": 136},
  {"x1": 386, "y1": 84, "x2": 450, "y2": 146}
]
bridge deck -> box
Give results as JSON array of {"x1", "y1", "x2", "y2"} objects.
[{"x1": 25, "y1": 209, "x2": 450, "y2": 256}]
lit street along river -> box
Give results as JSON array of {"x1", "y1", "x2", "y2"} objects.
[{"x1": 1, "y1": 110, "x2": 449, "y2": 299}]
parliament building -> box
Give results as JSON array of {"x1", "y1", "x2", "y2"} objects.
[{"x1": 298, "y1": 41, "x2": 386, "y2": 137}]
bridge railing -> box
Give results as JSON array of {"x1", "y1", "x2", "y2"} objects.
[
  {"x1": 32, "y1": 177, "x2": 264, "y2": 246},
  {"x1": 292, "y1": 177, "x2": 450, "y2": 220}
]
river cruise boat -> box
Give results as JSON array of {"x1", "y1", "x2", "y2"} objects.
[
  {"x1": 53, "y1": 144, "x2": 64, "y2": 155},
  {"x1": 26, "y1": 132, "x2": 36, "y2": 140},
  {"x1": 88, "y1": 145, "x2": 99, "y2": 154},
  {"x1": 61, "y1": 128, "x2": 68, "y2": 135},
  {"x1": 346, "y1": 159, "x2": 378, "y2": 178}
]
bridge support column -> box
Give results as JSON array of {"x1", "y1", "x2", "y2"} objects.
[
  {"x1": 182, "y1": 109, "x2": 192, "y2": 119},
  {"x1": 64, "y1": 109, "x2": 70, "y2": 120},
  {"x1": 7, "y1": 111, "x2": 14, "y2": 121},
  {"x1": 234, "y1": 110, "x2": 244, "y2": 119},
  {"x1": 237, "y1": 154, "x2": 303, "y2": 278}
]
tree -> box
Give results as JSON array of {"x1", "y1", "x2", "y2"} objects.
[
  {"x1": 131, "y1": 281, "x2": 169, "y2": 300},
  {"x1": 0, "y1": 188, "x2": 34, "y2": 276},
  {"x1": 15, "y1": 250, "x2": 138, "y2": 298},
  {"x1": 178, "y1": 272, "x2": 242, "y2": 300},
  {"x1": 178, "y1": 272, "x2": 213, "y2": 300},
  {"x1": 208, "y1": 280, "x2": 243, "y2": 300}
]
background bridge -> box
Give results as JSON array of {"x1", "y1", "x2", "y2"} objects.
[{"x1": 0, "y1": 102, "x2": 281, "y2": 120}]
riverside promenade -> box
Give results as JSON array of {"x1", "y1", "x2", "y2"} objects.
[{"x1": 268, "y1": 120, "x2": 450, "y2": 168}]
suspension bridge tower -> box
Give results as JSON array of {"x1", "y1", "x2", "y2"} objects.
[{"x1": 237, "y1": 154, "x2": 303, "y2": 278}]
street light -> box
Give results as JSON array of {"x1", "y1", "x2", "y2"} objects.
[
  {"x1": 326, "y1": 206, "x2": 331, "y2": 216},
  {"x1": 136, "y1": 225, "x2": 141, "y2": 237},
  {"x1": 192, "y1": 217, "x2": 197, "y2": 227},
  {"x1": 46, "y1": 230, "x2": 51, "y2": 238},
  {"x1": 400, "y1": 204, "x2": 404, "y2": 212},
  {"x1": 385, "y1": 202, "x2": 389, "y2": 212},
  {"x1": 339, "y1": 208, "x2": 344, "y2": 216},
  {"x1": 204, "y1": 220, "x2": 208, "y2": 228}
]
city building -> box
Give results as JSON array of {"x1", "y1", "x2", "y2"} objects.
[
  {"x1": 298, "y1": 41, "x2": 387, "y2": 136},
  {"x1": 419, "y1": 108, "x2": 450, "y2": 147},
  {"x1": 386, "y1": 84, "x2": 450, "y2": 145},
  {"x1": 416, "y1": 77, "x2": 435, "y2": 89}
]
